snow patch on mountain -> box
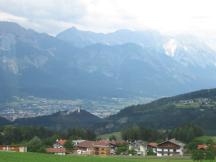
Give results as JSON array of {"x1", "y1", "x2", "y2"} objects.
[
  {"x1": 2, "y1": 58, "x2": 19, "y2": 74},
  {"x1": 163, "y1": 39, "x2": 177, "y2": 57}
]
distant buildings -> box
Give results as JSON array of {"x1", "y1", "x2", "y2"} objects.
[
  {"x1": 197, "y1": 144, "x2": 216, "y2": 150},
  {"x1": 46, "y1": 138, "x2": 186, "y2": 157},
  {"x1": 197, "y1": 144, "x2": 208, "y2": 150},
  {"x1": 76, "y1": 140, "x2": 119, "y2": 156},
  {"x1": 0, "y1": 145, "x2": 27, "y2": 152},
  {"x1": 47, "y1": 139, "x2": 116, "y2": 156}
]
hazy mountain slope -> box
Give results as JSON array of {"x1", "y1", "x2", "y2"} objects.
[
  {"x1": 0, "y1": 22, "x2": 80, "y2": 100},
  {"x1": 14, "y1": 109, "x2": 104, "y2": 130},
  {"x1": 57, "y1": 27, "x2": 162, "y2": 48},
  {"x1": 0, "y1": 116, "x2": 11, "y2": 126},
  {"x1": 1, "y1": 21, "x2": 216, "y2": 103},
  {"x1": 57, "y1": 26, "x2": 216, "y2": 92},
  {"x1": 58, "y1": 27, "x2": 216, "y2": 70}
]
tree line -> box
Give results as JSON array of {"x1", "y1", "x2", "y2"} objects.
[
  {"x1": 0, "y1": 125, "x2": 96, "y2": 152},
  {"x1": 121, "y1": 124, "x2": 204, "y2": 143}
]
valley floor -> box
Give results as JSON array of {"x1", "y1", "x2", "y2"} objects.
[{"x1": 0, "y1": 152, "x2": 207, "y2": 162}]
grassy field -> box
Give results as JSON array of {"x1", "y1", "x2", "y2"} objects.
[{"x1": 0, "y1": 152, "x2": 208, "y2": 162}]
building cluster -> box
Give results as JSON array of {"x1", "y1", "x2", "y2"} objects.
[
  {"x1": 0, "y1": 145, "x2": 27, "y2": 152},
  {"x1": 129, "y1": 138, "x2": 185, "y2": 157},
  {"x1": 46, "y1": 138, "x2": 185, "y2": 157},
  {"x1": 46, "y1": 139, "x2": 126, "y2": 156},
  {"x1": 46, "y1": 139, "x2": 67, "y2": 155},
  {"x1": 0, "y1": 137, "x2": 187, "y2": 157}
]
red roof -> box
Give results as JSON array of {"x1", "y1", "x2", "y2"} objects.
[
  {"x1": 94, "y1": 140, "x2": 111, "y2": 146},
  {"x1": 46, "y1": 148, "x2": 66, "y2": 153},
  {"x1": 197, "y1": 144, "x2": 208, "y2": 150},
  {"x1": 95, "y1": 140, "x2": 127, "y2": 146},
  {"x1": 77, "y1": 140, "x2": 127, "y2": 148},
  {"x1": 77, "y1": 141, "x2": 95, "y2": 148},
  {"x1": 148, "y1": 143, "x2": 158, "y2": 148},
  {"x1": 56, "y1": 139, "x2": 67, "y2": 146}
]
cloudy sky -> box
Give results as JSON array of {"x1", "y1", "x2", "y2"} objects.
[{"x1": 0, "y1": 0, "x2": 216, "y2": 37}]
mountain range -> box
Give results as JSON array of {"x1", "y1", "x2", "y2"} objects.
[{"x1": 1, "y1": 21, "x2": 216, "y2": 103}]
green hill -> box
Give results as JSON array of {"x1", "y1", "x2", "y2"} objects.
[
  {"x1": 14, "y1": 109, "x2": 104, "y2": 131},
  {"x1": 106, "y1": 88, "x2": 216, "y2": 134}
]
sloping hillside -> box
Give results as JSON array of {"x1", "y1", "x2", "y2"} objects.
[
  {"x1": 14, "y1": 109, "x2": 104, "y2": 130},
  {"x1": 106, "y1": 88, "x2": 216, "y2": 134},
  {"x1": 0, "y1": 116, "x2": 11, "y2": 126},
  {"x1": 7, "y1": 88, "x2": 216, "y2": 135}
]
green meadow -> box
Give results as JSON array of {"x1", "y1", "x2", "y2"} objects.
[{"x1": 0, "y1": 152, "x2": 211, "y2": 162}]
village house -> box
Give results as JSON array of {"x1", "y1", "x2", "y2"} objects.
[
  {"x1": 197, "y1": 144, "x2": 208, "y2": 150},
  {"x1": 46, "y1": 139, "x2": 67, "y2": 155},
  {"x1": 129, "y1": 140, "x2": 147, "y2": 156},
  {"x1": 197, "y1": 144, "x2": 216, "y2": 150},
  {"x1": 76, "y1": 140, "x2": 120, "y2": 156},
  {"x1": 72, "y1": 140, "x2": 86, "y2": 146},
  {"x1": 94, "y1": 140, "x2": 121, "y2": 155},
  {"x1": 147, "y1": 142, "x2": 158, "y2": 154},
  {"x1": 53, "y1": 139, "x2": 67, "y2": 148},
  {"x1": 0, "y1": 145, "x2": 27, "y2": 152},
  {"x1": 76, "y1": 140, "x2": 95, "y2": 155},
  {"x1": 93, "y1": 142, "x2": 111, "y2": 156},
  {"x1": 156, "y1": 138, "x2": 185, "y2": 157},
  {"x1": 46, "y1": 148, "x2": 66, "y2": 155}
]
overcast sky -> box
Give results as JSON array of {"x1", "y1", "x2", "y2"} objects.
[{"x1": 0, "y1": 0, "x2": 216, "y2": 37}]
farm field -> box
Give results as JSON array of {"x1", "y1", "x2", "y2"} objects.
[{"x1": 0, "y1": 152, "x2": 208, "y2": 162}]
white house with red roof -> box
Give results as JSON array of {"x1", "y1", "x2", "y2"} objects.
[
  {"x1": 46, "y1": 139, "x2": 67, "y2": 155},
  {"x1": 147, "y1": 142, "x2": 158, "y2": 154},
  {"x1": 53, "y1": 139, "x2": 67, "y2": 148},
  {"x1": 76, "y1": 140, "x2": 95, "y2": 155},
  {"x1": 156, "y1": 139, "x2": 185, "y2": 157}
]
